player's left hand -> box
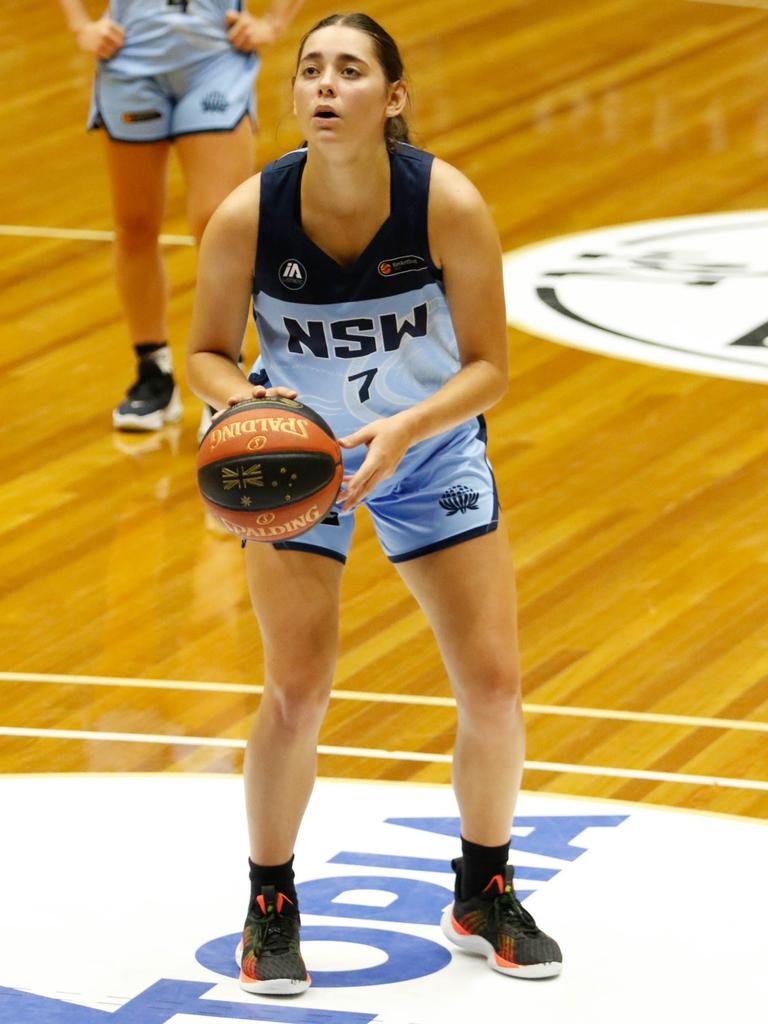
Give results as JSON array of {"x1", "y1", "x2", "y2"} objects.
[
  {"x1": 225, "y1": 11, "x2": 279, "y2": 51},
  {"x1": 338, "y1": 416, "x2": 414, "y2": 511}
]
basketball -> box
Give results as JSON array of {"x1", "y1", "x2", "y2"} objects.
[{"x1": 197, "y1": 398, "x2": 343, "y2": 541}]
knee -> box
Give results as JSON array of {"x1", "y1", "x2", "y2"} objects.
[
  {"x1": 454, "y1": 660, "x2": 523, "y2": 724},
  {"x1": 261, "y1": 639, "x2": 336, "y2": 733},
  {"x1": 262, "y1": 676, "x2": 332, "y2": 734},
  {"x1": 113, "y1": 211, "x2": 162, "y2": 252}
]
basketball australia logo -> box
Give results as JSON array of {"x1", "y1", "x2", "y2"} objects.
[
  {"x1": 502, "y1": 211, "x2": 768, "y2": 383},
  {"x1": 279, "y1": 259, "x2": 307, "y2": 290}
]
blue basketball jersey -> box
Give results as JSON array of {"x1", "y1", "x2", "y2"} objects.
[
  {"x1": 251, "y1": 144, "x2": 462, "y2": 473},
  {"x1": 107, "y1": 0, "x2": 242, "y2": 75}
]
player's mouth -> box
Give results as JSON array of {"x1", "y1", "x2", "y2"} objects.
[{"x1": 313, "y1": 105, "x2": 340, "y2": 120}]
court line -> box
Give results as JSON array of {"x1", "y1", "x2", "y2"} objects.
[
  {"x1": 1, "y1": 670, "x2": 766, "y2": 733},
  {"x1": 0, "y1": 224, "x2": 194, "y2": 246},
  {"x1": 687, "y1": 0, "x2": 768, "y2": 10},
  {"x1": 1, "y1": 725, "x2": 767, "y2": 792}
]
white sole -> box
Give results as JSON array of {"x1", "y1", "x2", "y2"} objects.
[
  {"x1": 235, "y1": 938, "x2": 310, "y2": 995},
  {"x1": 440, "y1": 908, "x2": 562, "y2": 979},
  {"x1": 113, "y1": 388, "x2": 183, "y2": 433}
]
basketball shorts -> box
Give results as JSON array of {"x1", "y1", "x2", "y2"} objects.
[
  {"x1": 88, "y1": 48, "x2": 259, "y2": 142},
  {"x1": 272, "y1": 419, "x2": 500, "y2": 565}
]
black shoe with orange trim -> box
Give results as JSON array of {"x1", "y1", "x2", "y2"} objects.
[
  {"x1": 235, "y1": 885, "x2": 310, "y2": 995},
  {"x1": 441, "y1": 859, "x2": 562, "y2": 979}
]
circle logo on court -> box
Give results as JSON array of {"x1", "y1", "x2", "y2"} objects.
[
  {"x1": 502, "y1": 211, "x2": 768, "y2": 383},
  {"x1": 279, "y1": 259, "x2": 307, "y2": 290}
]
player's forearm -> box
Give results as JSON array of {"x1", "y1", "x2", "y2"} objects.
[
  {"x1": 263, "y1": 0, "x2": 305, "y2": 34},
  {"x1": 187, "y1": 351, "x2": 250, "y2": 411},
  {"x1": 396, "y1": 357, "x2": 508, "y2": 448},
  {"x1": 57, "y1": 0, "x2": 93, "y2": 34}
]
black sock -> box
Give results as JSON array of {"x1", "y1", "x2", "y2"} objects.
[
  {"x1": 249, "y1": 855, "x2": 298, "y2": 908},
  {"x1": 456, "y1": 836, "x2": 510, "y2": 900},
  {"x1": 135, "y1": 341, "x2": 168, "y2": 358}
]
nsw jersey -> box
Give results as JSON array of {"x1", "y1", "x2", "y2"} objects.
[
  {"x1": 251, "y1": 144, "x2": 462, "y2": 473},
  {"x1": 106, "y1": 0, "x2": 242, "y2": 76}
]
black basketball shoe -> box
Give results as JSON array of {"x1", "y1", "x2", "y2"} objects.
[
  {"x1": 235, "y1": 886, "x2": 310, "y2": 995},
  {"x1": 441, "y1": 859, "x2": 562, "y2": 978},
  {"x1": 113, "y1": 355, "x2": 182, "y2": 432}
]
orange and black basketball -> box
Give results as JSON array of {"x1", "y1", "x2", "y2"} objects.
[{"x1": 197, "y1": 398, "x2": 343, "y2": 541}]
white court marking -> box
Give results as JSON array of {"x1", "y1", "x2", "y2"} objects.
[
  {"x1": 1, "y1": 670, "x2": 765, "y2": 733},
  {"x1": 0, "y1": 223, "x2": 194, "y2": 245},
  {"x1": 0, "y1": 774, "x2": 765, "y2": 1024},
  {"x1": 1, "y1": 724, "x2": 767, "y2": 791}
]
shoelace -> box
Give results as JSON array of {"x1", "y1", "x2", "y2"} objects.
[
  {"x1": 492, "y1": 889, "x2": 541, "y2": 937},
  {"x1": 254, "y1": 911, "x2": 296, "y2": 956}
]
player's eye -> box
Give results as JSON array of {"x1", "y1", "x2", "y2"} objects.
[
  {"x1": 341, "y1": 66, "x2": 361, "y2": 77},
  {"x1": 301, "y1": 65, "x2": 320, "y2": 77}
]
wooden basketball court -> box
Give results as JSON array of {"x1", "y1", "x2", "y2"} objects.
[{"x1": 1, "y1": 0, "x2": 766, "y2": 823}]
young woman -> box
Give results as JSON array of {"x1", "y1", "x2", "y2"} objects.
[
  {"x1": 188, "y1": 11, "x2": 562, "y2": 995},
  {"x1": 57, "y1": 0, "x2": 303, "y2": 432}
]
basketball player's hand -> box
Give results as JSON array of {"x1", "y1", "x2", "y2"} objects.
[
  {"x1": 225, "y1": 11, "x2": 279, "y2": 51},
  {"x1": 338, "y1": 417, "x2": 413, "y2": 511},
  {"x1": 223, "y1": 384, "x2": 298, "y2": 411},
  {"x1": 74, "y1": 18, "x2": 125, "y2": 59}
]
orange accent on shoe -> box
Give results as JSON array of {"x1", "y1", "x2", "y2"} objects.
[
  {"x1": 451, "y1": 914, "x2": 473, "y2": 936},
  {"x1": 256, "y1": 894, "x2": 267, "y2": 915},
  {"x1": 495, "y1": 952, "x2": 522, "y2": 968},
  {"x1": 276, "y1": 892, "x2": 294, "y2": 913},
  {"x1": 482, "y1": 874, "x2": 505, "y2": 895}
]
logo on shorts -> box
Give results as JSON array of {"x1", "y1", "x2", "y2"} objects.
[
  {"x1": 201, "y1": 92, "x2": 229, "y2": 113},
  {"x1": 122, "y1": 110, "x2": 162, "y2": 123},
  {"x1": 279, "y1": 259, "x2": 307, "y2": 290},
  {"x1": 439, "y1": 485, "x2": 479, "y2": 516},
  {"x1": 378, "y1": 255, "x2": 428, "y2": 277}
]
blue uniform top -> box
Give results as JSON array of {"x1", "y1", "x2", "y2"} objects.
[
  {"x1": 251, "y1": 143, "x2": 463, "y2": 475},
  {"x1": 106, "y1": 0, "x2": 243, "y2": 75}
]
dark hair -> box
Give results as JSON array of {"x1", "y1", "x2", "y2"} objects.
[{"x1": 295, "y1": 12, "x2": 410, "y2": 151}]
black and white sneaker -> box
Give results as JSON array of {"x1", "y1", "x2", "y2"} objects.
[
  {"x1": 441, "y1": 859, "x2": 562, "y2": 979},
  {"x1": 113, "y1": 356, "x2": 182, "y2": 432},
  {"x1": 235, "y1": 886, "x2": 310, "y2": 995}
]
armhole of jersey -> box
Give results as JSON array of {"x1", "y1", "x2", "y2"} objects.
[
  {"x1": 422, "y1": 153, "x2": 443, "y2": 281},
  {"x1": 253, "y1": 171, "x2": 267, "y2": 299}
]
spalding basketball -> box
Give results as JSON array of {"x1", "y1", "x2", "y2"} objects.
[{"x1": 197, "y1": 398, "x2": 343, "y2": 541}]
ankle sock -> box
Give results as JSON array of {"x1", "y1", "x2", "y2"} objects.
[
  {"x1": 457, "y1": 836, "x2": 510, "y2": 900},
  {"x1": 135, "y1": 342, "x2": 172, "y2": 375},
  {"x1": 249, "y1": 855, "x2": 298, "y2": 907}
]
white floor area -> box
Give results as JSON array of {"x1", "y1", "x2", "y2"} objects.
[{"x1": 0, "y1": 774, "x2": 766, "y2": 1024}]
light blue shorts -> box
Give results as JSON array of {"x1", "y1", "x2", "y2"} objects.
[
  {"x1": 272, "y1": 419, "x2": 500, "y2": 565},
  {"x1": 88, "y1": 48, "x2": 258, "y2": 142}
]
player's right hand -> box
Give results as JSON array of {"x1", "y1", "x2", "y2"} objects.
[
  {"x1": 75, "y1": 19, "x2": 125, "y2": 59},
  {"x1": 224, "y1": 385, "x2": 299, "y2": 411}
]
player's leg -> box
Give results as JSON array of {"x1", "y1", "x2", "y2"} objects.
[
  {"x1": 174, "y1": 116, "x2": 254, "y2": 244},
  {"x1": 238, "y1": 541, "x2": 345, "y2": 994},
  {"x1": 104, "y1": 138, "x2": 182, "y2": 431},
  {"x1": 395, "y1": 525, "x2": 562, "y2": 977},
  {"x1": 176, "y1": 118, "x2": 253, "y2": 439},
  {"x1": 395, "y1": 525, "x2": 523, "y2": 845},
  {"x1": 94, "y1": 68, "x2": 181, "y2": 431}
]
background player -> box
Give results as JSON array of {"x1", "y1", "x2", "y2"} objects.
[
  {"x1": 57, "y1": 0, "x2": 304, "y2": 432},
  {"x1": 188, "y1": 11, "x2": 562, "y2": 994}
]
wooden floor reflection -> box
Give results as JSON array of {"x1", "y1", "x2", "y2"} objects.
[{"x1": 1, "y1": 0, "x2": 767, "y2": 819}]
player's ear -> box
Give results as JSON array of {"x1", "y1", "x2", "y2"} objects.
[{"x1": 385, "y1": 80, "x2": 407, "y2": 119}]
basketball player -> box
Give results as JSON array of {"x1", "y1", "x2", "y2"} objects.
[
  {"x1": 188, "y1": 12, "x2": 562, "y2": 994},
  {"x1": 57, "y1": 0, "x2": 304, "y2": 432}
]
